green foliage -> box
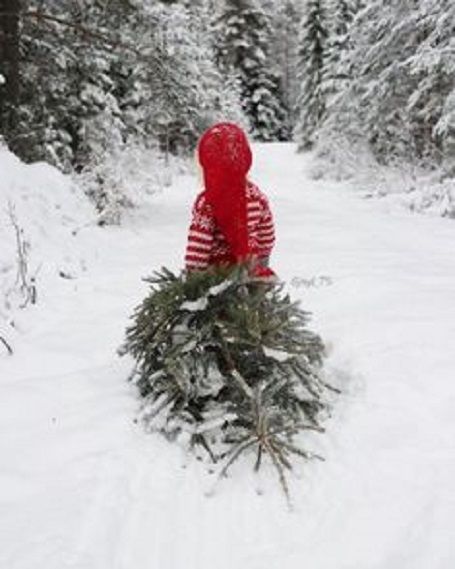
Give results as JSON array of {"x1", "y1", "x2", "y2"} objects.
[
  {"x1": 294, "y1": 0, "x2": 329, "y2": 150},
  {"x1": 122, "y1": 266, "x2": 331, "y2": 500},
  {"x1": 214, "y1": 0, "x2": 289, "y2": 141}
]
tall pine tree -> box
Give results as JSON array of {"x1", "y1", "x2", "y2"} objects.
[
  {"x1": 0, "y1": 0, "x2": 20, "y2": 139},
  {"x1": 323, "y1": 0, "x2": 355, "y2": 98},
  {"x1": 294, "y1": 0, "x2": 328, "y2": 150},
  {"x1": 267, "y1": 1, "x2": 301, "y2": 138},
  {"x1": 315, "y1": 0, "x2": 455, "y2": 173},
  {"x1": 215, "y1": 0, "x2": 287, "y2": 141},
  {"x1": 2, "y1": 0, "x2": 247, "y2": 169}
]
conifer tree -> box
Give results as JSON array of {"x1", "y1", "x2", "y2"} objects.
[
  {"x1": 122, "y1": 267, "x2": 331, "y2": 499},
  {"x1": 294, "y1": 0, "x2": 328, "y2": 150},
  {"x1": 215, "y1": 0, "x2": 288, "y2": 141},
  {"x1": 317, "y1": 0, "x2": 455, "y2": 171},
  {"x1": 8, "y1": 0, "x2": 131, "y2": 169},
  {"x1": 268, "y1": 1, "x2": 302, "y2": 137},
  {"x1": 323, "y1": 0, "x2": 355, "y2": 98},
  {"x1": 0, "y1": 0, "x2": 20, "y2": 139},
  {"x1": 1, "y1": 0, "x2": 247, "y2": 171}
]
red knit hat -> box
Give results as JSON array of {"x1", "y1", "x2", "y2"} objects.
[{"x1": 198, "y1": 123, "x2": 252, "y2": 262}]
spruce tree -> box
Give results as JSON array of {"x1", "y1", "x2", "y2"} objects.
[
  {"x1": 215, "y1": 0, "x2": 288, "y2": 141},
  {"x1": 294, "y1": 0, "x2": 329, "y2": 150},
  {"x1": 3, "y1": 0, "x2": 247, "y2": 170},
  {"x1": 8, "y1": 0, "x2": 130, "y2": 169},
  {"x1": 317, "y1": 0, "x2": 455, "y2": 171},
  {"x1": 122, "y1": 267, "x2": 331, "y2": 500},
  {"x1": 406, "y1": 0, "x2": 455, "y2": 169},
  {"x1": 268, "y1": 1, "x2": 302, "y2": 137},
  {"x1": 0, "y1": 0, "x2": 20, "y2": 139},
  {"x1": 323, "y1": 0, "x2": 355, "y2": 98}
]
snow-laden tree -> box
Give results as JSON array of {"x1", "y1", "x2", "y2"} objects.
[
  {"x1": 79, "y1": 0, "x2": 247, "y2": 220},
  {"x1": 294, "y1": 0, "x2": 329, "y2": 150},
  {"x1": 0, "y1": 0, "x2": 20, "y2": 138},
  {"x1": 406, "y1": 0, "x2": 455, "y2": 170},
  {"x1": 4, "y1": 0, "x2": 247, "y2": 171},
  {"x1": 318, "y1": 0, "x2": 455, "y2": 169},
  {"x1": 323, "y1": 0, "x2": 356, "y2": 98},
  {"x1": 267, "y1": 1, "x2": 302, "y2": 137},
  {"x1": 10, "y1": 0, "x2": 131, "y2": 169},
  {"x1": 214, "y1": 0, "x2": 288, "y2": 141},
  {"x1": 136, "y1": 0, "x2": 246, "y2": 154}
]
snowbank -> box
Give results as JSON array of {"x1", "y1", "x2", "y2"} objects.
[
  {"x1": 0, "y1": 142, "x2": 192, "y2": 356},
  {"x1": 77, "y1": 142, "x2": 188, "y2": 225},
  {"x1": 309, "y1": 138, "x2": 455, "y2": 219},
  {"x1": 362, "y1": 167, "x2": 455, "y2": 219},
  {"x1": 1, "y1": 142, "x2": 455, "y2": 569},
  {"x1": 0, "y1": 145, "x2": 96, "y2": 339}
]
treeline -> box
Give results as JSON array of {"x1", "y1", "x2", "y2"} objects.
[
  {"x1": 0, "y1": 0, "x2": 298, "y2": 172},
  {"x1": 295, "y1": 0, "x2": 455, "y2": 174},
  {"x1": 2, "y1": 0, "x2": 453, "y2": 176}
]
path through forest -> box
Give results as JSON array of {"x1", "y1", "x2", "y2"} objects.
[{"x1": 2, "y1": 143, "x2": 455, "y2": 569}]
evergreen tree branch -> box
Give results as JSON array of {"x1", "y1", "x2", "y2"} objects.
[
  {"x1": 262, "y1": 437, "x2": 291, "y2": 507},
  {"x1": 0, "y1": 9, "x2": 166, "y2": 64}
]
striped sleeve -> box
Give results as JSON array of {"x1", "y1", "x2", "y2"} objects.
[
  {"x1": 184, "y1": 193, "x2": 215, "y2": 271},
  {"x1": 256, "y1": 193, "x2": 275, "y2": 259}
]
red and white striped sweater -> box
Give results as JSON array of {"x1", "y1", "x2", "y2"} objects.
[{"x1": 185, "y1": 182, "x2": 275, "y2": 271}]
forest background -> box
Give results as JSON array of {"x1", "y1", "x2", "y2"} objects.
[{"x1": 1, "y1": 0, "x2": 454, "y2": 222}]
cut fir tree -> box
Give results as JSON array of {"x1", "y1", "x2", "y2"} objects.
[{"x1": 121, "y1": 266, "x2": 333, "y2": 501}]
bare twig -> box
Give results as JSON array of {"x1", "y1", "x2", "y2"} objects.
[
  {"x1": 6, "y1": 201, "x2": 37, "y2": 308},
  {"x1": 0, "y1": 335, "x2": 13, "y2": 355}
]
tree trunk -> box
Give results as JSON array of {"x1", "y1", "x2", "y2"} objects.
[{"x1": 0, "y1": 0, "x2": 21, "y2": 135}]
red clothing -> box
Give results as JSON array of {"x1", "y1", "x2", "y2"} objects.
[
  {"x1": 198, "y1": 123, "x2": 252, "y2": 261},
  {"x1": 185, "y1": 181, "x2": 275, "y2": 272}
]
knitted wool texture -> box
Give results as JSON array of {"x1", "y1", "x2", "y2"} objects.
[{"x1": 198, "y1": 123, "x2": 252, "y2": 262}]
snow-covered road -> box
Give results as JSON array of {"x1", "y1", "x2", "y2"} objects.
[{"x1": 2, "y1": 143, "x2": 455, "y2": 569}]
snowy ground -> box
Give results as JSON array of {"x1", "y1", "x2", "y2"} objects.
[{"x1": 1, "y1": 143, "x2": 455, "y2": 569}]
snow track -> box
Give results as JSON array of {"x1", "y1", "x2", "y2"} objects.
[{"x1": 2, "y1": 144, "x2": 455, "y2": 568}]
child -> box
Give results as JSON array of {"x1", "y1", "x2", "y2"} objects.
[{"x1": 184, "y1": 122, "x2": 276, "y2": 280}]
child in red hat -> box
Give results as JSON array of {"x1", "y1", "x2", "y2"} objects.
[{"x1": 184, "y1": 123, "x2": 276, "y2": 280}]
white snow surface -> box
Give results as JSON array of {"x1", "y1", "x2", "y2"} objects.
[
  {"x1": 1, "y1": 143, "x2": 455, "y2": 568},
  {"x1": 0, "y1": 145, "x2": 96, "y2": 317}
]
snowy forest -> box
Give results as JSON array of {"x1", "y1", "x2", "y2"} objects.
[
  {"x1": 1, "y1": 1, "x2": 455, "y2": 569},
  {"x1": 1, "y1": 0, "x2": 454, "y2": 210}
]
